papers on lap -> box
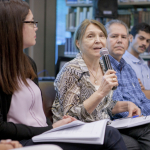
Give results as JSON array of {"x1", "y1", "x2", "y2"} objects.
[
  {"x1": 11, "y1": 145, "x2": 62, "y2": 150},
  {"x1": 32, "y1": 116, "x2": 150, "y2": 145},
  {"x1": 109, "y1": 115, "x2": 150, "y2": 129},
  {"x1": 32, "y1": 119, "x2": 109, "y2": 145}
]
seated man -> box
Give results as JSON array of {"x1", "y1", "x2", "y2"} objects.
[
  {"x1": 105, "y1": 19, "x2": 150, "y2": 118},
  {"x1": 123, "y1": 23, "x2": 150, "y2": 99}
]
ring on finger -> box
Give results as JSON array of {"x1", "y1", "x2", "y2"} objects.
[{"x1": 112, "y1": 78, "x2": 116, "y2": 82}]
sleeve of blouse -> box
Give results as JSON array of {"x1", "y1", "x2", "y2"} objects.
[
  {"x1": 0, "y1": 109, "x2": 53, "y2": 141},
  {"x1": 0, "y1": 55, "x2": 53, "y2": 141},
  {"x1": 105, "y1": 91, "x2": 118, "y2": 117}
]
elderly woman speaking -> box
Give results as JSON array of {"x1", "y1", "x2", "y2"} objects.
[
  {"x1": 52, "y1": 19, "x2": 140, "y2": 122},
  {"x1": 52, "y1": 19, "x2": 150, "y2": 150}
]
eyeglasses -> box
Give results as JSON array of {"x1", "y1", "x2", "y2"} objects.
[{"x1": 22, "y1": 21, "x2": 38, "y2": 28}]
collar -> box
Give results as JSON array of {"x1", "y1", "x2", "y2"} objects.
[
  {"x1": 109, "y1": 55, "x2": 126, "y2": 71},
  {"x1": 76, "y1": 53, "x2": 106, "y2": 74},
  {"x1": 76, "y1": 53, "x2": 89, "y2": 73},
  {"x1": 124, "y1": 51, "x2": 144, "y2": 64}
]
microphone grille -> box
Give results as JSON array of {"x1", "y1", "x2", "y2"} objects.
[{"x1": 100, "y1": 48, "x2": 109, "y2": 56}]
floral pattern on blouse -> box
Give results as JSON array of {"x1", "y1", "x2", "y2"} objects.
[{"x1": 52, "y1": 53, "x2": 117, "y2": 123}]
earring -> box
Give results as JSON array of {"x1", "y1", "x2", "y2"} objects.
[{"x1": 80, "y1": 51, "x2": 82, "y2": 55}]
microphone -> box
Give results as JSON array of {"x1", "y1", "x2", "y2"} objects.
[{"x1": 100, "y1": 48, "x2": 117, "y2": 90}]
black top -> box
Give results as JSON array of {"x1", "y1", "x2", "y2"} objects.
[{"x1": 0, "y1": 56, "x2": 53, "y2": 140}]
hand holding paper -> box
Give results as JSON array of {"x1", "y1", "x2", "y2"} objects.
[
  {"x1": 109, "y1": 115, "x2": 150, "y2": 129},
  {"x1": 32, "y1": 119, "x2": 109, "y2": 145},
  {"x1": 52, "y1": 115, "x2": 77, "y2": 128}
]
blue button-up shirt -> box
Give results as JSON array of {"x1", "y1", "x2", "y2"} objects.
[
  {"x1": 123, "y1": 51, "x2": 150, "y2": 90},
  {"x1": 109, "y1": 55, "x2": 150, "y2": 118}
]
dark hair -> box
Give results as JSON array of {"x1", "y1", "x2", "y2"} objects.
[
  {"x1": 130, "y1": 22, "x2": 150, "y2": 38},
  {"x1": 74, "y1": 19, "x2": 107, "y2": 50},
  {"x1": 0, "y1": 0, "x2": 36, "y2": 94}
]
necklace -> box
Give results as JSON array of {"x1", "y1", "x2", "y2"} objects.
[
  {"x1": 88, "y1": 67, "x2": 99, "y2": 84},
  {"x1": 83, "y1": 57, "x2": 99, "y2": 84}
]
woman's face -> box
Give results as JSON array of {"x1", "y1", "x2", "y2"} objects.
[
  {"x1": 76, "y1": 24, "x2": 106, "y2": 59},
  {"x1": 23, "y1": 9, "x2": 38, "y2": 49}
]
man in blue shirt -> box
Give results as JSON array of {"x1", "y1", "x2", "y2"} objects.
[
  {"x1": 105, "y1": 20, "x2": 150, "y2": 119},
  {"x1": 123, "y1": 23, "x2": 150, "y2": 99}
]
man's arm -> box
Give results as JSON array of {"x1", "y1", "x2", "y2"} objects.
[
  {"x1": 112, "y1": 101, "x2": 141, "y2": 117},
  {"x1": 138, "y1": 78, "x2": 150, "y2": 99},
  {"x1": 142, "y1": 90, "x2": 150, "y2": 100}
]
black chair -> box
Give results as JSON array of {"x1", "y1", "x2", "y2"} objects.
[{"x1": 55, "y1": 56, "x2": 74, "y2": 77}]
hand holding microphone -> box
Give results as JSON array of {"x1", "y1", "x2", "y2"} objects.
[{"x1": 100, "y1": 48, "x2": 118, "y2": 90}]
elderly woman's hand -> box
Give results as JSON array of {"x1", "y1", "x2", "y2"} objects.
[
  {"x1": 52, "y1": 115, "x2": 77, "y2": 128},
  {"x1": 127, "y1": 102, "x2": 141, "y2": 117},
  {"x1": 97, "y1": 70, "x2": 118, "y2": 97}
]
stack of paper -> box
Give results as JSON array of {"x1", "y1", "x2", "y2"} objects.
[
  {"x1": 109, "y1": 115, "x2": 150, "y2": 129},
  {"x1": 32, "y1": 119, "x2": 109, "y2": 145}
]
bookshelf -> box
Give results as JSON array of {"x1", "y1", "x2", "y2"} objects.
[
  {"x1": 66, "y1": 2, "x2": 93, "y2": 32},
  {"x1": 66, "y1": 0, "x2": 150, "y2": 31},
  {"x1": 66, "y1": 3, "x2": 92, "y2": 7},
  {"x1": 63, "y1": 0, "x2": 150, "y2": 62},
  {"x1": 118, "y1": 2, "x2": 150, "y2": 6}
]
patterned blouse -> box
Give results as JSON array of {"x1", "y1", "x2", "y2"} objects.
[{"x1": 52, "y1": 53, "x2": 117, "y2": 123}]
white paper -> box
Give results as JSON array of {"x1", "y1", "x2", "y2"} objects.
[
  {"x1": 32, "y1": 119, "x2": 109, "y2": 145},
  {"x1": 109, "y1": 116, "x2": 150, "y2": 129},
  {"x1": 11, "y1": 145, "x2": 62, "y2": 150},
  {"x1": 43, "y1": 120, "x2": 85, "y2": 134}
]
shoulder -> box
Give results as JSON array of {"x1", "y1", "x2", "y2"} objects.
[
  {"x1": 58, "y1": 58, "x2": 82, "y2": 77},
  {"x1": 123, "y1": 53, "x2": 130, "y2": 61},
  {"x1": 123, "y1": 61, "x2": 138, "y2": 79},
  {"x1": 55, "y1": 58, "x2": 83, "y2": 85}
]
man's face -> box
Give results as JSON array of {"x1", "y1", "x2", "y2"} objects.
[
  {"x1": 129, "y1": 30, "x2": 150, "y2": 56},
  {"x1": 106, "y1": 23, "x2": 129, "y2": 62}
]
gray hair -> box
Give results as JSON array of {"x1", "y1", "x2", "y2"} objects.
[{"x1": 105, "y1": 19, "x2": 129, "y2": 35}]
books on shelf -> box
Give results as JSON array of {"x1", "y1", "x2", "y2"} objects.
[
  {"x1": 119, "y1": 0, "x2": 149, "y2": 2},
  {"x1": 32, "y1": 116, "x2": 150, "y2": 144},
  {"x1": 64, "y1": 37, "x2": 78, "y2": 56},
  {"x1": 104, "y1": 8, "x2": 150, "y2": 29},
  {"x1": 66, "y1": 6, "x2": 93, "y2": 31},
  {"x1": 66, "y1": 0, "x2": 93, "y2": 4}
]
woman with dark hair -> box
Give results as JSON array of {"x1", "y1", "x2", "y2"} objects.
[
  {"x1": 0, "y1": 0, "x2": 127, "y2": 149},
  {"x1": 0, "y1": 0, "x2": 76, "y2": 142}
]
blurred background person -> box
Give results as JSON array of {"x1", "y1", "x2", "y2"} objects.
[
  {"x1": 105, "y1": 19, "x2": 150, "y2": 150},
  {"x1": 123, "y1": 23, "x2": 150, "y2": 99}
]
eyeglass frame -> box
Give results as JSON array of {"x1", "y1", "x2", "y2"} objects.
[{"x1": 22, "y1": 21, "x2": 38, "y2": 28}]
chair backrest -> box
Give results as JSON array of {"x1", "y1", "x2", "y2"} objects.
[{"x1": 39, "y1": 81, "x2": 56, "y2": 123}]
